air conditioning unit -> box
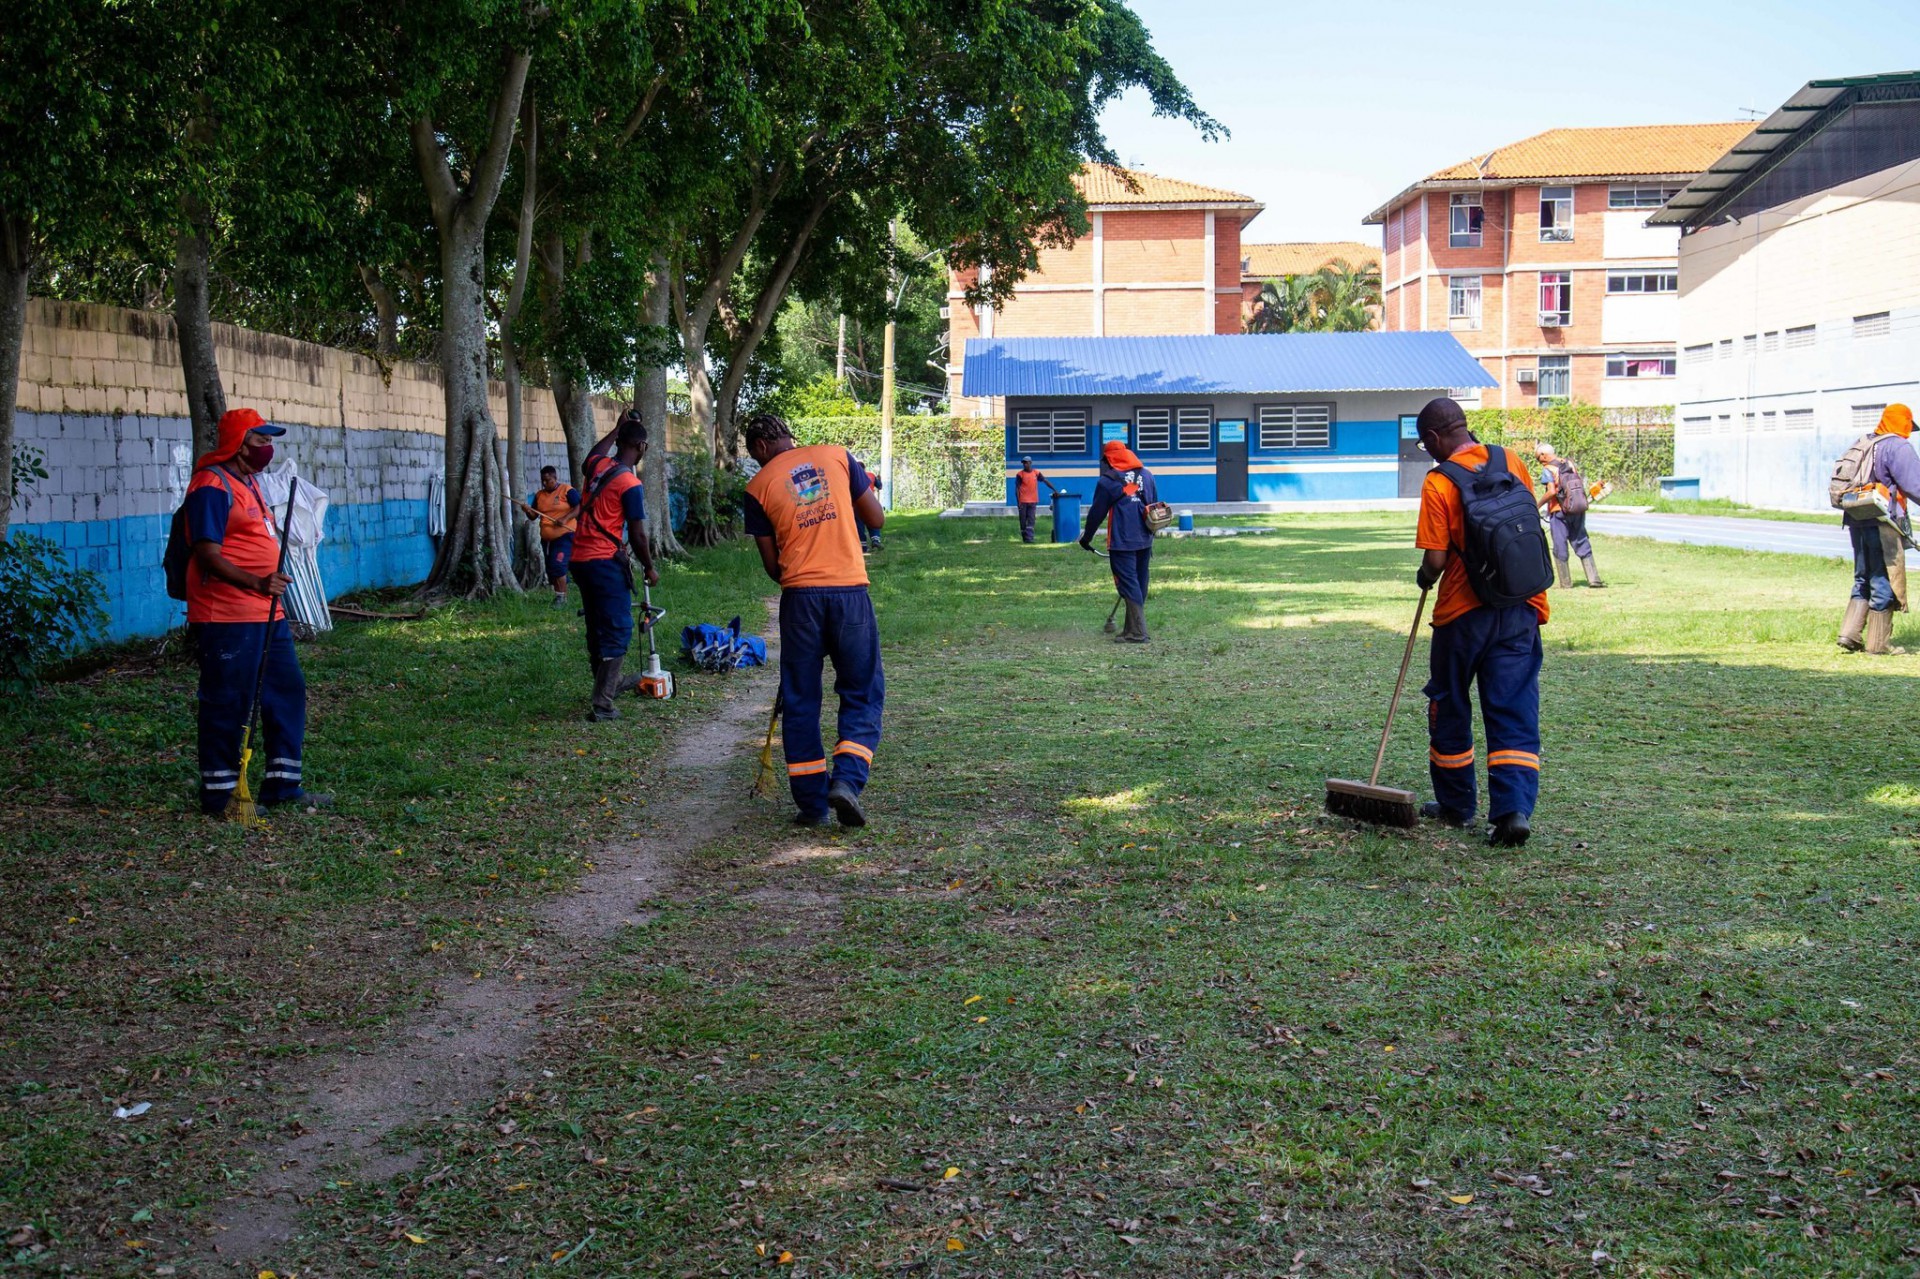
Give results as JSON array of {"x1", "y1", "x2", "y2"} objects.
[
  {"x1": 1516, "y1": 368, "x2": 1539, "y2": 384},
  {"x1": 1539, "y1": 313, "x2": 1567, "y2": 328}
]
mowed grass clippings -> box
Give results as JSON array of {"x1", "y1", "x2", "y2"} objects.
[
  {"x1": 9, "y1": 512, "x2": 1920, "y2": 1276},
  {"x1": 0, "y1": 550, "x2": 767, "y2": 1271},
  {"x1": 281, "y1": 515, "x2": 1920, "y2": 1278}
]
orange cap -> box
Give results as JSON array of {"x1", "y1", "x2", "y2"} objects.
[
  {"x1": 1879, "y1": 404, "x2": 1915, "y2": 438},
  {"x1": 194, "y1": 407, "x2": 283, "y2": 469}
]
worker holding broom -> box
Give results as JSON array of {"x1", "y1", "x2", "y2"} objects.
[
  {"x1": 182, "y1": 408, "x2": 328, "y2": 817},
  {"x1": 1414, "y1": 398, "x2": 1547, "y2": 847},
  {"x1": 742, "y1": 412, "x2": 886, "y2": 828},
  {"x1": 572, "y1": 411, "x2": 658, "y2": 721},
  {"x1": 519, "y1": 465, "x2": 580, "y2": 606}
]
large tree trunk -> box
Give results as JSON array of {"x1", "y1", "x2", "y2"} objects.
[
  {"x1": 639, "y1": 252, "x2": 683, "y2": 558},
  {"x1": 0, "y1": 214, "x2": 29, "y2": 539},
  {"x1": 358, "y1": 264, "x2": 399, "y2": 359},
  {"x1": 711, "y1": 196, "x2": 831, "y2": 465},
  {"x1": 503, "y1": 102, "x2": 541, "y2": 586},
  {"x1": 174, "y1": 219, "x2": 226, "y2": 457},
  {"x1": 412, "y1": 52, "x2": 532, "y2": 597},
  {"x1": 536, "y1": 228, "x2": 599, "y2": 484}
]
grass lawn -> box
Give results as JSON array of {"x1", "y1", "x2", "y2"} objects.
[{"x1": 7, "y1": 512, "x2": 1920, "y2": 1277}]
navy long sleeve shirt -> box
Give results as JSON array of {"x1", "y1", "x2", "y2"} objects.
[{"x1": 1083, "y1": 467, "x2": 1160, "y2": 551}]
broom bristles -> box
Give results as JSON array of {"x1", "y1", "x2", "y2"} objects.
[
  {"x1": 229, "y1": 736, "x2": 263, "y2": 825},
  {"x1": 1325, "y1": 779, "x2": 1419, "y2": 828}
]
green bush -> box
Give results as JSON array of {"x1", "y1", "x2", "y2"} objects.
[
  {"x1": 669, "y1": 443, "x2": 749, "y2": 547},
  {"x1": 787, "y1": 415, "x2": 1004, "y2": 509},
  {"x1": 0, "y1": 534, "x2": 109, "y2": 693},
  {"x1": 1466, "y1": 404, "x2": 1673, "y2": 492}
]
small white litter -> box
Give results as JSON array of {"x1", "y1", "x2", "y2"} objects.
[{"x1": 112, "y1": 1102, "x2": 152, "y2": 1120}]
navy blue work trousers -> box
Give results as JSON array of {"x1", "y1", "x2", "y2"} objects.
[
  {"x1": 572, "y1": 557, "x2": 634, "y2": 662},
  {"x1": 1424, "y1": 604, "x2": 1542, "y2": 822},
  {"x1": 1109, "y1": 547, "x2": 1152, "y2": 605},
  {"x1": 195, "y1": 618, "x2": 306, "y2": 813},
  {"x1": 779, "y1": 586, "x2": 884, "y2": 818},
  {"x1": 1549, "y1": 510, "x2": 1592, "y2": 562}
]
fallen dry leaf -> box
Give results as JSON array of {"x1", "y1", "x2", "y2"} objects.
[
  {"x1": 1447, "y1": 1194, "x2": 1473, "y2": 1205},
  {"x1": 946, "y1": 1238, "x2": 966, "y2": 1252}
]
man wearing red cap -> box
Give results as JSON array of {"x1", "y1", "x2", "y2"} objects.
[
  {"x1": 1079, "y1": 440, "x2": 1159, "y2": 643},
  {"x1": 183, "y1": 408, "x2": 327, "y2": 816}
]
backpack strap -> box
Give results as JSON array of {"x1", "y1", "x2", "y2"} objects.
[{"x1": 579, "y1": 459, "x2": 635, "y2": 546}]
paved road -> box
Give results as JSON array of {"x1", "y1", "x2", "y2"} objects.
[{"x1": 1586, "y1": 511, "x2": 1920, "y2": 568}]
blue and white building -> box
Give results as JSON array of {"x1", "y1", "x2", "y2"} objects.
[{"x1": 959, "y1": 332, "x2": 1496, "y2": 506}]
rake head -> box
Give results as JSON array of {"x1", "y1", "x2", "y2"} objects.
[{"x1": 1325, "y1": 778, "x2": 1419, "y2": 828}]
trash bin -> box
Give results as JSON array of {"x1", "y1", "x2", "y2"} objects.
[
  {"x1": 1050, "y1": 490, "x2": 1082, "y2": 544},
  {"x1": 1177, "y1": 510, "x2": 1194, "y2": 533}
]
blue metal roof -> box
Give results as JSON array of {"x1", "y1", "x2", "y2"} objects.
[{"x1": 961, "y1": 332, "x2": 1497, "y2": 398}]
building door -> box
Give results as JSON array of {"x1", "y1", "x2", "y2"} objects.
[
  {"x1": 1397, "y1": 414, "x2": 1428, "y2": 498},
  {"x1": 1217, "y1": 420, "x2": 1248, "y2": 502}
]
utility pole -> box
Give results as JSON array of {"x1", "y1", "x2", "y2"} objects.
[
  {"x1": 879, "y1": 221, "x2": 898, "y2": 511},
  {"x1": 836, "y1": 313, "x2": 847, "y2": 388}
]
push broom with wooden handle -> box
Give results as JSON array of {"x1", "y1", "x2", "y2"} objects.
[{"x1": 1325, "y1": 586, "x2": 1428, "y2": 828}]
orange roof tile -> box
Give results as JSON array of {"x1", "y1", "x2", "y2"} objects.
[
  {"x1": 1241, "y1": 241, "x2": 1380, "y2": 279},
  {"x1": 1074, "y1": 164, "x2": 1261, "y2": 209},
  {"x1": 1425, "y1": 123, "x2": 1754, "y2": 182}
]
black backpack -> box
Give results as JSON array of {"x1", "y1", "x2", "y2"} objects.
[
  {"x1": 1433, "y1": 447, "x2": 1554, "y2": 607},
  {"x1": 162, "y1": 468, "x2": 239, "y2": 601}
]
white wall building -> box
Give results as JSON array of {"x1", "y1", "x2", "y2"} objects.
[{"x1": 1656, "y1": 73, "x2": 1920, "y2": 510}]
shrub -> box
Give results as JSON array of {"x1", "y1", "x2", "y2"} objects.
[
  {"x1": 670, "y1": 442, "x2": 749, "y2": 547},
  {"x1": 1466, "y1": 405, "x2": 1674, "y2": 492},
  {"x1": 0, "y1": 534, "x2": 109, "y2": 693}
]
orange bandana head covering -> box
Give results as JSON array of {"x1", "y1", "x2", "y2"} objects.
[
  {"x1": 1879, "y1": 404, "x2": 1915, "y2": 438},
  {"x1": 1102, "y1": 440, "x2": 1143, "y2": 495}
]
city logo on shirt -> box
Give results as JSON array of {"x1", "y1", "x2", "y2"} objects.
[{"x1": 788, "y1": 462, "x2": 828, "y2": 506}]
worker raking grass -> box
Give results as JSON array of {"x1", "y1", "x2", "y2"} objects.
[{"x1": 743, "y1": 412, "x2": 886, "y2": 829}]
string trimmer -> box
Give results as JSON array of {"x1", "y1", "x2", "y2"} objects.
[{"x1": 634, "y1": 583, "x2": 673, "y2": 700}]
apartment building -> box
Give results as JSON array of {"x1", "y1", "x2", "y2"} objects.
[
  {"x1": 948, "y1": 166, "x2": 1263, "y2": 416},
  {"x1": 1239, "y1": 241, "x2": 1382, "y2": 325},
  {"x1": 1654, "y1": 72, "x2": 1920, "y2": 510},
  {"x1": 1364, "y1": 123, "x2": 1751, "y2": 409}
]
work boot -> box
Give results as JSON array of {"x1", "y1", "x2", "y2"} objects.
[
  {"x1": 1555, "y1": 557, "x2": 1573, "y2": 590},
  {"x1": 1838, "y1": 598, "x2": 1870, "y2": 652},
  {"x1": 1580, "y1": 554, "x2": 1606, "y2": 588},
  {"x1": 827, "y1": 781, "x2": 867, "y2": 828},
  {"x1": 612, "y1": 657, "x2": 643, "y2": 696},
  {"x1": 1865, "y1": 609, "x2": 1907, "y2": 656},
  {"x1": 1115, "y1": 598, "x2": 1149, "y2": 644},
  {"x1": 587, "y1": 658, "x2": 622, "y2": 721},
  {"x1": 792, "y1": 810, "x2": 832, "y2": 828},
  {"x1": 1488, "y1": 812, "x2": 1531, "y2": 847},
  {"x1": 1420, "y1": 801, "x2": 1470, "y2": 828}
]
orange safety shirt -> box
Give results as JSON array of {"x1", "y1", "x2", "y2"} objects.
[
  {"x1": 183, "y1": 466, "x2": 281, "y2": 625},
  {"x1": 572, "y1": 456, "x2": 644, "y2": 562},
  {"x1": 742, "y1": 445, "x2": 872, "y2": 589},
  {"x1": 1015, "y1": 469, "x2": 1045, "y2": 503},
  {"x1": 532, "y1": 483, "x2": 579, "y2": 542},
  {"x1": 1416, "y1": 443, "x2": 1551, "y2": 628}
]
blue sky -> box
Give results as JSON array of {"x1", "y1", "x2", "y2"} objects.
[{"x1": 1098, "y1": 0, "x2": 1917, "y2": 244}]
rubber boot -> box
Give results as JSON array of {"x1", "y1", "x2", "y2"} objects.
[
  {"x1": 1865, "y1": 609, "x2": 1906, "y2": 656},
  {"x1": 1555, "y1": 557, "x2": 1572, "y2": 590},
  {"x1": 613, "y1": 656, "x2": 642, "y2": 696},
  {"x1": 1580, "y1": 554, "x2": 1606, "y2": 588},
  {"x1": 1115, "y1": 598, "x2": 1149, "y2": 644},
  {"x1": 587, "y1": 658, "x2": 622, "y2": 721},
  {"x1": 1838, "y1": 598, "x2": 1870, "y2": 652}
]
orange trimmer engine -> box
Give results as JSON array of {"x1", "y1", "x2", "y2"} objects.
[{"x1": 635, "y1": 584, "x2": 674, "y2": 700}]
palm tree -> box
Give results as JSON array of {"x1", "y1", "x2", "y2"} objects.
[
  {"x1": 1245, "y1": 273, "x2": 1319, "y2": 334},
  {"x1": 1309, "y1": 258, "x2": 1382, "y2": 332}
]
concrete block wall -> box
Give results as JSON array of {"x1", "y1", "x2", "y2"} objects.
[{"x1": 9, "y1": 299, "x2": 623, "y2": 642}]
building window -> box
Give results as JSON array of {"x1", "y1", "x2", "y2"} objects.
[
  {"x1": 1605, "y1": 352, "x2": 1676, "y2": 378},
  {"x1": 1539, "y1": 186, "x2": 1574, "y2": 242},
  {"x1": 1718, "y1": 339, "x2": 1733, "y2": 361},
  {"x1": 1013, "y1": 408, "x2": 1089, "y2": 455},
  {"x1": 1853, "y1": 404, "x2": 1888, "y2": 430},
  {"x1": 1536, "y1": 355, "x2": 1571, "y2": 404},
  {"x1": 1680, "y1": 415, "x2": 1710, "y2": 438},
  {"x1": 1760, "y1": 410, "x2": 1776, "y2": 431},
  {"x1": 1605, "y1": 271, "x2": 1678, "y2": 293},
  {"x1": 1539, "y1": 272, "x2": 1571, "y2": 326},
  {"x1": 1133, "y1": 408, "x2": 1172, "y2": 452},
  {"x1": 1176, "y1": 406, "x2": 1212, "y2": 451},
  {"x1": 1683, "y1": 342, "x2": 1713, "y2": 364},
  {"x1": 1448, "y1": 275, "x2": 1482, "y2": 327},
  {"x1": 1762, "y1": 330, "x2": 1779, "y2": 352},
  {"x1": 1742, "y1": 334, "x2": 1757, "y2": 356},
  {"x1": 1717, "y1": 414, "x2": 1732, "y2": 433},
  {"x1": 1256, "y1": 403, "x2": 1333, "y2": 450},
  {"x1": 1855, "y1": 311, "x2": 1891, "y2": 339},
  {"x1": 1785, "y1": 324, "x2": 1816, "y2": 349},
  {"x1": 1608, "y1": 184, "x2": 1685, "y2": 209},
  {"x1": 1784, "y1": 408, "x2": 1815, "y2": 430},
  {"x1": 1449, "y1": 193, "x2": 1483, "y2": 248}
]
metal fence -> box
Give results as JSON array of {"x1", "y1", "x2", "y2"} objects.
[{"x1": 786, "y1": 416, "x2": 1006, "y2": 509}]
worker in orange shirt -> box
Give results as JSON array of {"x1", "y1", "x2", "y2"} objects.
[
  {"x1": 1413, "y1": 398, "x2": 1548, "y2": 847},
  {"x1": 519, "y1": 465, "x2": 580, "y2": 606},
  {"x1": 743, "y1": 412, "x2": 886, "y2": 828},
  {"x1": 1013, "y1": 455, "x2": 1057, "y2": 543}
]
